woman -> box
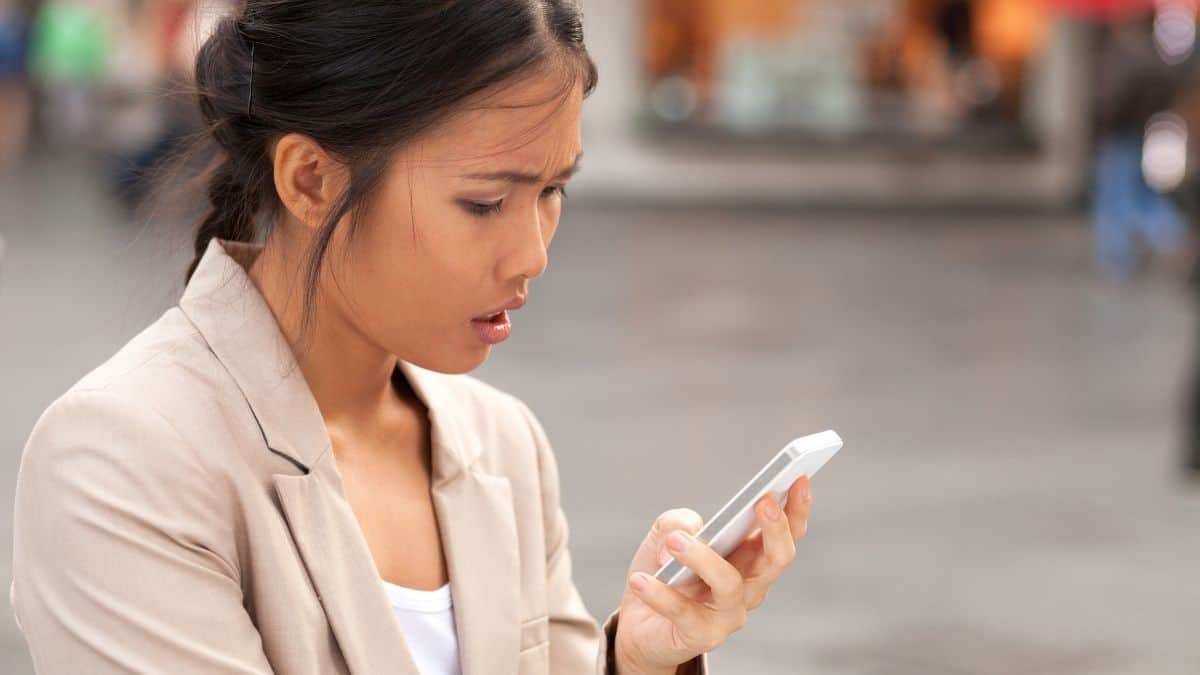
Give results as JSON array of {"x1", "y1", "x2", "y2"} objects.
[{"x1": 10, "y1": 2, "x2": 814, "y2": 674}]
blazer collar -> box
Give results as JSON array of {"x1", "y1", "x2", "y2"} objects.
[
  {"x1": 179, "y1": 238, "x2": 523, "y2": 674},
  {"x1": 178, "y1": 237, "x2": 481, "y2": 484}
]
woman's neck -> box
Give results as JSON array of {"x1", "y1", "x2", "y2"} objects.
[{"x1": 246, "y1": 234, "x2": 403, "y2": 428}]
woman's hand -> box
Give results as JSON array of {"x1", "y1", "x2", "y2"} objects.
[{"x1": 612, "y1": 476, "x2": 813, "y2": 674}]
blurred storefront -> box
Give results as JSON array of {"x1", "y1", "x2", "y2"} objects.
[
  {"x1": 640, "y1": 0, "x2": 1047, "y2": 145},
  {"x1": 5, "y1": 1, "x2": 1192, "y2": 211},
  {"x1": 576, "y1": 0, "x2": 1098, "y2": 208}
]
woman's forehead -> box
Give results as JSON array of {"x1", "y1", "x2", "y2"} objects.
[{"x1": 419, "y1": 77, "x2": 583, "y2": 174}]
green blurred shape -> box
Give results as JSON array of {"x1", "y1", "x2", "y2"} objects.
[{"x1": 30, "y1": 1, "x2": 107, "y2": 83}]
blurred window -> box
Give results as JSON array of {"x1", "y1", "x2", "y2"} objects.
[{"x1": 639, "y1": 0, "x2": 1052, "y2": 149}]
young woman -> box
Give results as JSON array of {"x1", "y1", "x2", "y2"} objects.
[{"x1": 10, "y1": 2, "x2": 814, "y2": 674}]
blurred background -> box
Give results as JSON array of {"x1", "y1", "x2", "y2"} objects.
[{"x1": 2, "y1": 0, "x2": 1199, "y2": 673}]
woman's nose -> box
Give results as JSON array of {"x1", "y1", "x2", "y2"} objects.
[{"x1": 505, "y1": 211, "x2": 552, "y2": 281}]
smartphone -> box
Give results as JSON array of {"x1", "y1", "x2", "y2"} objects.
[{"x1": 652, "y1": 430, "x2": 843, "y2": 587}]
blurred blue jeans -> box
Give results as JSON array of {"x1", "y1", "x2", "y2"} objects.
[{"x1": 1092, "y1": 134, "x2": 1186, "y2": 278}]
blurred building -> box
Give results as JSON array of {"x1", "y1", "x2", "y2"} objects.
[
  {"x1": 2, "y1": 0, "x2": 1191, "y2": 212},
  {"x1": 577, "y1": 0, "x2": 1098, "y2": 209}
]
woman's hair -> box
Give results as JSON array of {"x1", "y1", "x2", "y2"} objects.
[{"x1": 178, "y1": 0, "x2": 597, "y2": 338}]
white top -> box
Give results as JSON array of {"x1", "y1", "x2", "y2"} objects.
[{"x1": 381, "y1": 579, "x2": 462, "y2": 675}]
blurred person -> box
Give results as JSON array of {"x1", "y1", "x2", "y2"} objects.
[
  {"x1": 861, "y1": 0, "x2": 964, "y2": 130},
  {"x1": 642, "y1": 0, "x2": 798, "y2": 120},
  {"x1": 10, "y1": 2, "x2": 816, "y2": 674},
  {"x1": 974, "y1": 0, "x2": 1049, "y2": 119},
  {"x1": 1092, "y1": 11, "x2": 1188, "y2": 279},
  {"x1": 935, "y1": 0, "x2": 973, "y2": 67},
  {"x1": 0, "y1": 0, "x2": 31, "y2": 168},
  {"x1": 931, "y1": 0, "x2": 1003, "y2": 122},
  {"x1": 105, "y1": 0, "x2": 212, "y2": 210},
  {"x1": 862, "y1": 0, "x2": 1047, "y2": 133},
  {"x1": 642, "y1": 0, "x2": 720, "y2": 114},
  {"x1": 861, "y1": 2, "x2": 915, "y2": 97},
  {"x1": 1161, "y1": 69, "x2": 1200, "y2": 479},
  {"x1": 101, "y1": 0, "x2": 174, "y2": 207},
  {"x1": 27, "y1": 0, "x2": 110, "y2": 148}
]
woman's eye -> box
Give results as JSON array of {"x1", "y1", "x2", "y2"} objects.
[
  {"x1": 463, "y1": 186, "x2": 566, "y2": 218},
  {"x1": 466, "y1": 200, "x2": 503, "y2": 216}
]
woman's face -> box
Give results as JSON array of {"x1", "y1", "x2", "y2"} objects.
[{"x1": 323, "y1": 70, "x2": 584, "y2": 374}]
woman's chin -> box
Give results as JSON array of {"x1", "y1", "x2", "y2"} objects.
[{"x1": 408, "y1": 345, "x2": 491, "y2": 375}]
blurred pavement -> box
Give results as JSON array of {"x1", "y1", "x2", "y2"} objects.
[{"x1": 2, "y1": 156, "x2": 1198, "y2": 674}]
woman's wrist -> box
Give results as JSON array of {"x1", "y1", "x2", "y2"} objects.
[
  {"x1": 609, "y1": 611, "x2": 679, "y2": 675},
  {"x1": 613, "y1": 630, "x2": 687, "y2": 675},
  {"x1": 613, "y1": 652, "x2": 677, "y2": 675}
]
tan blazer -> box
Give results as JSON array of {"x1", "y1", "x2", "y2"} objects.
[{"x1": 11, "y1": 239, "x2": 709, "y2": 675}]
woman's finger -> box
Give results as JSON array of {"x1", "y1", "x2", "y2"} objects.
[
  {"x1": 664, "y1": 530, "x2": 744, "y2": 613},
  {"x1": 723, "y1": 525, "x2": 764, "y2": 575},
  {"x1": 754, "y1": 492, "x2": 796, "y2": 569},
  {"x1": 639, "y1": 509, "x2": 704, "y2": 576},
  {"x1": 740, "y1": 493, "x2": 797, "y2": 608},
  {"x1": 627, "y1": 572, "x2": 714, "y2": 648},
  {"x1": 653, "y1": 509, "x2": 705, "y2": 542},
  {"x1": 629, "y1": 569, "x2": 747, "y2": 653},
  {"x1": 783, "y1": 476, "x2": 813, "y2": 541},
  {"x1": 726, "y1": 476, "x2": 811, "y2": 573}
]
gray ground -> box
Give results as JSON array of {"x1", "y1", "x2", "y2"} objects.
[{"x1": 2, "y1": 156, "x2": 1198, "y2": 674}]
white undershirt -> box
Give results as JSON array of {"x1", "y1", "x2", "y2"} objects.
[{"x1": 381, "y1": 579, "x2": 462, "y2": 675}]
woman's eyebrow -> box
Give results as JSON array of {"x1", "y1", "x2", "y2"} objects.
[{"x1": 461, "y1": 152, "x2": 583, "y2": 184}]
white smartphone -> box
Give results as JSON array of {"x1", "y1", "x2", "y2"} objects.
[{"x1": 653, "y1": 430, "x2": 843, "y2": 587}]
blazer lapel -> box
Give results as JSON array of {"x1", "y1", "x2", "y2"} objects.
[
  {"x1": 274, "y1": 465, "x2": 423, "y2": 675},
  {"x1": 182, "y1": 239, "x2": 525, "y2": 674},
  {"x1": 403, "y1": 359, "x2": 523, "y2": 675},
  {"x1": 274, "y1": 447, "x2": 524, "y2": 675},
  {"x1": 432, "y1": 468, "x2": 521, "y2": 675}
]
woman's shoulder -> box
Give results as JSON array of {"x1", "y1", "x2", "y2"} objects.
[
  {"x1": 68, "y1": 306, "x2": 217, "y2": 397},
  {"x1": 13, "y1": 310, "x2": 249, "y2": 601},
  {"x1": 23, "y1": 306, "x2": 249, "y2": 477}
]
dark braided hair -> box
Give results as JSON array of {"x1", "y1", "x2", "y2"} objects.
[
  {"x1": 177, "y1": 0, "x2": 598, "y2": 339},
  {"x1": 185, "y1": 16, "x2": 269, "y2": 281}
]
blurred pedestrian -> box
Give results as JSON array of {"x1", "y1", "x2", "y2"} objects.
[
  {"x1": 0, "y1": 0, "x2": 32, "y2": 168},
  {"x1": 1162, "y1": 67, "x2": 1200, "y2": 480},
  {"x1": 27, "y1": 0, "x2": 108, "y2": 149},
  {"x1": 1091, "y1": 12, "x2": 1188, "y2": 280},
  {"x1": 105, "y1": 0, "x2": 226, "y2": 210}
]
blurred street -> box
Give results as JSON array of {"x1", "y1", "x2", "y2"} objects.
[{"x1": 2, "y1": 155, "x2": 1197, "y2": 674}]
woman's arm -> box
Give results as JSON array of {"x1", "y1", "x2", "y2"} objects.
[{"x1": 11, "y1": 389, "x2": 275, "y2": 674}]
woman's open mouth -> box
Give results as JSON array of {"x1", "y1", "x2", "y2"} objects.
[{"x1": 470, "y1": 310, "x2": 512, "y2": 345}]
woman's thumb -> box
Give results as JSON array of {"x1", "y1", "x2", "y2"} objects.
[{"x1": 627, "y1": 508, "x2": 705, "y2": 577}]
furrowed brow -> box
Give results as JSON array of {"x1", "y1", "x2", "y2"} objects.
[{"x1": 461, "y1": 152, "x2": 583, "y2": 184}]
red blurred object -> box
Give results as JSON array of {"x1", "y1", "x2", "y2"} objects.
[{"x1": 1045, "y1": 0, "x2": 1157, "y2": 19}]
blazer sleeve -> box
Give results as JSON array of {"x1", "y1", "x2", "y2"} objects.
[
  {"x1": 515, "y1": 398, "x2": 709, "y2": 675},
  {"x1": 11, "y1": 389, "x2": 276, "y2": 674}
]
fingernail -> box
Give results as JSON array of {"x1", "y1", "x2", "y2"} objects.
[
  {"x1": 629, "y1": 572, "x2": 647, "y2": 592},
  {"x1": 668, "y1": 530, "x2": 688, "y2": 553},
  {"x1": 763, "y1": 497, "x2": 781, "y2": 520},
  {"x1": 799, "y1": 477, "x2": 812, "y2": 499}
]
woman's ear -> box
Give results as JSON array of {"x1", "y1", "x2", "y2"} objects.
[{"x1": 271, "y1": 132, "x2": 347, "y2": 232}]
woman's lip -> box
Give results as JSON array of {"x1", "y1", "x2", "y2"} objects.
[
  {"x1": 470, "y1": 309, "x2": 512, "y2": 344},
  {"x1": 473, "y1": 295, "x2": 526, "y2": 320}
]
